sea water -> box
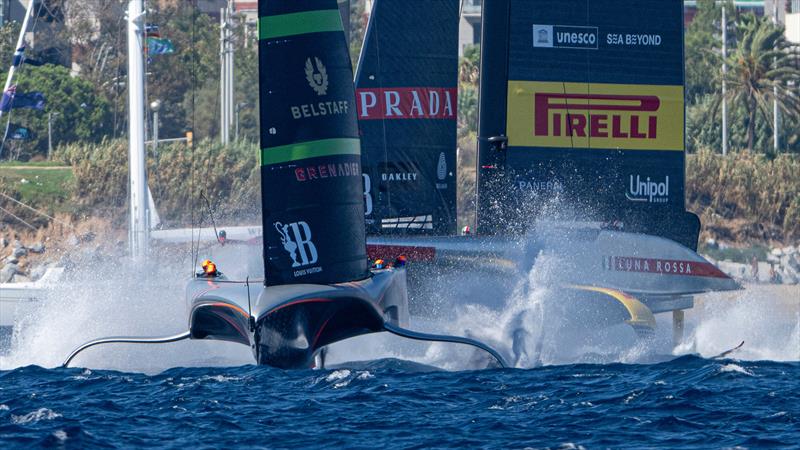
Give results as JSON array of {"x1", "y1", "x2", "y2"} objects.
[{"x1": 1, "y1": 246, "x2": 798, "y2": 448}]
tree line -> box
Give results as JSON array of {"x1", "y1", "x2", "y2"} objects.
[
  {"x1": 0, "y1": 1, "x2": 797, "y2": 161},
  {"x1": 457, "y1": 1, "x2": 800, "y2": 155},
  {"x1": 0, "y1": 1, "x2": 259, "y2": 161},
  {"x1": 684, "y1": 0, "x2": 799, "y2": 153}
]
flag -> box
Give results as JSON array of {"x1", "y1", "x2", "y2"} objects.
[
  {"x1": 11, "y1": 47, "x2": 45, "y2": 67},
  {"x1": 0, "y1": 86, "x2": 46, "y2": 112},
  {"x1": 8, "y1": 124, "x2": 32, "y2": 140},
  {"x1": 24, "y1": 58, "x2": 45, "y2": 67},
  {"x1": 0, "y1": 85, "x2": 17, "y2": 112},
  {"x1": 12, "y1": 47, "x2": 24, "y2": 67},
  {"x1": 146, "y1": 37, "x2": 175, "y2": 55},
  {"x1": 145, "y1": 24, "x2": 160, "y2": 38}
]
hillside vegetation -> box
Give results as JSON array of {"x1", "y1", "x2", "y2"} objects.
[
  {"x1": 1, "y1": 139, "x2": 798, "y2": 245},
  {"x1": 687, "y1": 148, "x2": 800, "y2": 243}
]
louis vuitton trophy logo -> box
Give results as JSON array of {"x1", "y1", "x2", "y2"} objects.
[
  {"x1": 274, "y1": 221, "x2": 318, "y2": 267},
  {"x1": 305, "y1": 57, "x2": 329, "y2": 96}
]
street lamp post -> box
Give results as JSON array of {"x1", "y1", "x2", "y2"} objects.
[
  {"x1": 150, "y1": 99, "x2": 161, "y2": 158},
  {"x1": 772, "y1": 1, "x2": 780, "y2": 152},
  {"x1": 722, "y1": 5, "x2": 727, "y2": 156},
  {"x1": 235, "y1": 102, "x2": 248, "y2": 141},
  {"x1": 47, "y1": 112, "x2": 59, "y2": 160}
]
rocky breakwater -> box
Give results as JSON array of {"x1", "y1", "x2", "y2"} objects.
[
  {"x1": 0, "y1": 237, "x2": 48, "y2": 284},
  {"x1": 706, "y1": 240, "x2": 800, "y2": 285},
  {"x1": 0, "y1": 229, "x2": 121, "y2": 286},
  {"x1": 765, "y1": 245, "x2": 800, "y2": 285}
]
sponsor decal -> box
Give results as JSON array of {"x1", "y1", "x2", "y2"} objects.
[
  {"x1": 606, "y1": 33, "x2": 662, "y2": 46},
  {"x1": 274, "y1": 221, "x2": 322, "y2": 277},
  {"x1": 436, "y1": 152, "x2": 447, "y2": 181},
  {"x1": 626, "y1": 175, "x2": 669, "y2": 203},
  {"x1": 533, "y1": 25, "x2": 599, "y2": 50},
  {"x1": 356, "y1": 87, "x2": 457, "y2": 120},
  {"x1": 517, "y1": 178, "x2": 563, "y2": 193},
  {"x1": 290, "y1": 101, "x2": 349, "y2": 119},
  {"x1": 304, "y1": 57, "x2": 328, "y2": 96},
  {"x1": 381, "y1": 172, "x2": 418, "y2": 182},
  {"x1": 603, "y1": 256, "x2": 729, "y2": 278},
  {"x1": 381, "y1": 215, "x2": 433, "y2": 230},
  {"x1": 367, "y1": 244, "x2": 436, "y2": 262},
  {"x1": 506, "y1": 81, "x2": 684, "y2": 151},
  {"x1": 534, "y1": 93, "x2": 659, "y2": 139},
  {"x1": 436, "y1": 152, "x2": 448, "y2": 190},
  {"x1": 290, "y1": 57, "x2": 350, "y2": 120},
  {"x1": 363, "y1": 173, "x2": 374, "y2": 219},
  {"x1": 379, "y1": 162, "x2": 419, "y2": 184},
  {"x1": 294, "y1": 162, "x2": 360, "y2": 182}
]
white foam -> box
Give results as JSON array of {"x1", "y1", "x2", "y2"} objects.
[
  {"x1": 1, "y1": 247, "x2": 254, "y2": 373},
  {"x1": 199, "y1": 375, "x2": 244, "y2": 383},
  {"x1": 719, "y1": 363, "x2": 754, "y2": 376},
  {"x1": 52, "y1": 430, "x2": 68, "y2": 443},
  {"x1": 325, "y1": 369, "x2": 351, "y2": 382},
  {"x1": 677, "y1": 285, "x2": 800, "y2": 362},
  {"x1": 11, "y1": 408, "x2": 61, "y2": 424},
  {"x1": 328, "y1": 258, "x2": 798, "y2": 370}
]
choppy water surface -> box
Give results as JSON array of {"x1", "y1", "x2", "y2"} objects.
[{"x1": 1, "y1": 357, "x2": 798, "y2": 448}]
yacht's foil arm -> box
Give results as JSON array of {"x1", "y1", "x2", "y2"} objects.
[
  {"x1": 62, "y1": 331, "x2": 191, "y2": 368},
  {"x1": 383, "y1": 321, "x2": 508, "y2": 368}
]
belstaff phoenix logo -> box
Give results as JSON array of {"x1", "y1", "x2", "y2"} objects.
[
  {"x1": 305, "y1": 57, "x2": 328, "y2": 96},
  {"x1": 274, "y1": 221, "x2": 319, "y2": 268}
]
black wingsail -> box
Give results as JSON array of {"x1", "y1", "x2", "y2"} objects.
[
  {"x1": 259, "y1": 0, "x2": 368, "y2": 285},
  {"x1": 338, "y1": 0, "x2": 350, "y2": 44},
  {"x1": 476, "y1": 0, "x2": 700, "y2": 249},
  {"x1": 355, "y1": 0, "x2": 459, "y2": 235}
]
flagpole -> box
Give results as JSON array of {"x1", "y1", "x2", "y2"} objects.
[
  {"x1": 220, "y1": 7, "x2": 228, "y2": 144},
  {"x1": 0, "y1": 115, "x2": 11, "y2": 159},
  {"x1": 722, "y1": 4, "x2": 728, "y2": 156},
  {"x1": 128, "y1": 0, "x2": 148, "y2": 260},
  {"x1": 0, "y1": 0, "x2": 36, "y2": 123},
  {"x1": 772, "y1": 1, "x2": 779, "y2": 153},
  {"x1": 228, "y1": 2, "x2": 235, "y2": 143}
]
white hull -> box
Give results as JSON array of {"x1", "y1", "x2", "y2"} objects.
[{"x1": 0, "y1": 268, "x2": 64, "y2": 328}]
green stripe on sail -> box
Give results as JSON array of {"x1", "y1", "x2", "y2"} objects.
[
  {"x1": 259, "y1": 10, "x2": 343, "y2": 40},
  {"x1": 261, "y1": 138, "x2": 360, "y2": 165}
]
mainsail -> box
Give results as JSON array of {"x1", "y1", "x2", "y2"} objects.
[
  {"x1": 355, "y1": 0, "x2": 459, "y2": 235},
  {"x1": 476, "y1": 0, "x2": 700, "y2": 249},
  {"x1": 259, "y1": 0, "x2": 368, "y2": 285}
]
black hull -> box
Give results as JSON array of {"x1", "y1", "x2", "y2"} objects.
[
  {"x1": 254, "y1": 297, "x2": 384, "y2": 369},
  {"x1": 185, "y1": 269, "x2": 409, "y2": 369}
]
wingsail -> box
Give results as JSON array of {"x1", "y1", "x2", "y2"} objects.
[
  {"x1": 259, "y1": 0, "x2": 368, "y2": 285},
  {"x1": 476, "y1": 0, "x2": 700, "y2": 249},
  {"x1": 338, "y1": 0, "x2": 350, "y2": 44},
  {"x1": 355, "y1": 0, "x2": 460, "y2": 235}
]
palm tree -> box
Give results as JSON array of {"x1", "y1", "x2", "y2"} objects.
[{"x1": 721, "y1": 14, "x2": 800, "y2": 152}]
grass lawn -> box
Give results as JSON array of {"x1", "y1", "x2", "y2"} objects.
[{"x1": 0, "y1": 163, "x2": 75, "y2": 215}]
